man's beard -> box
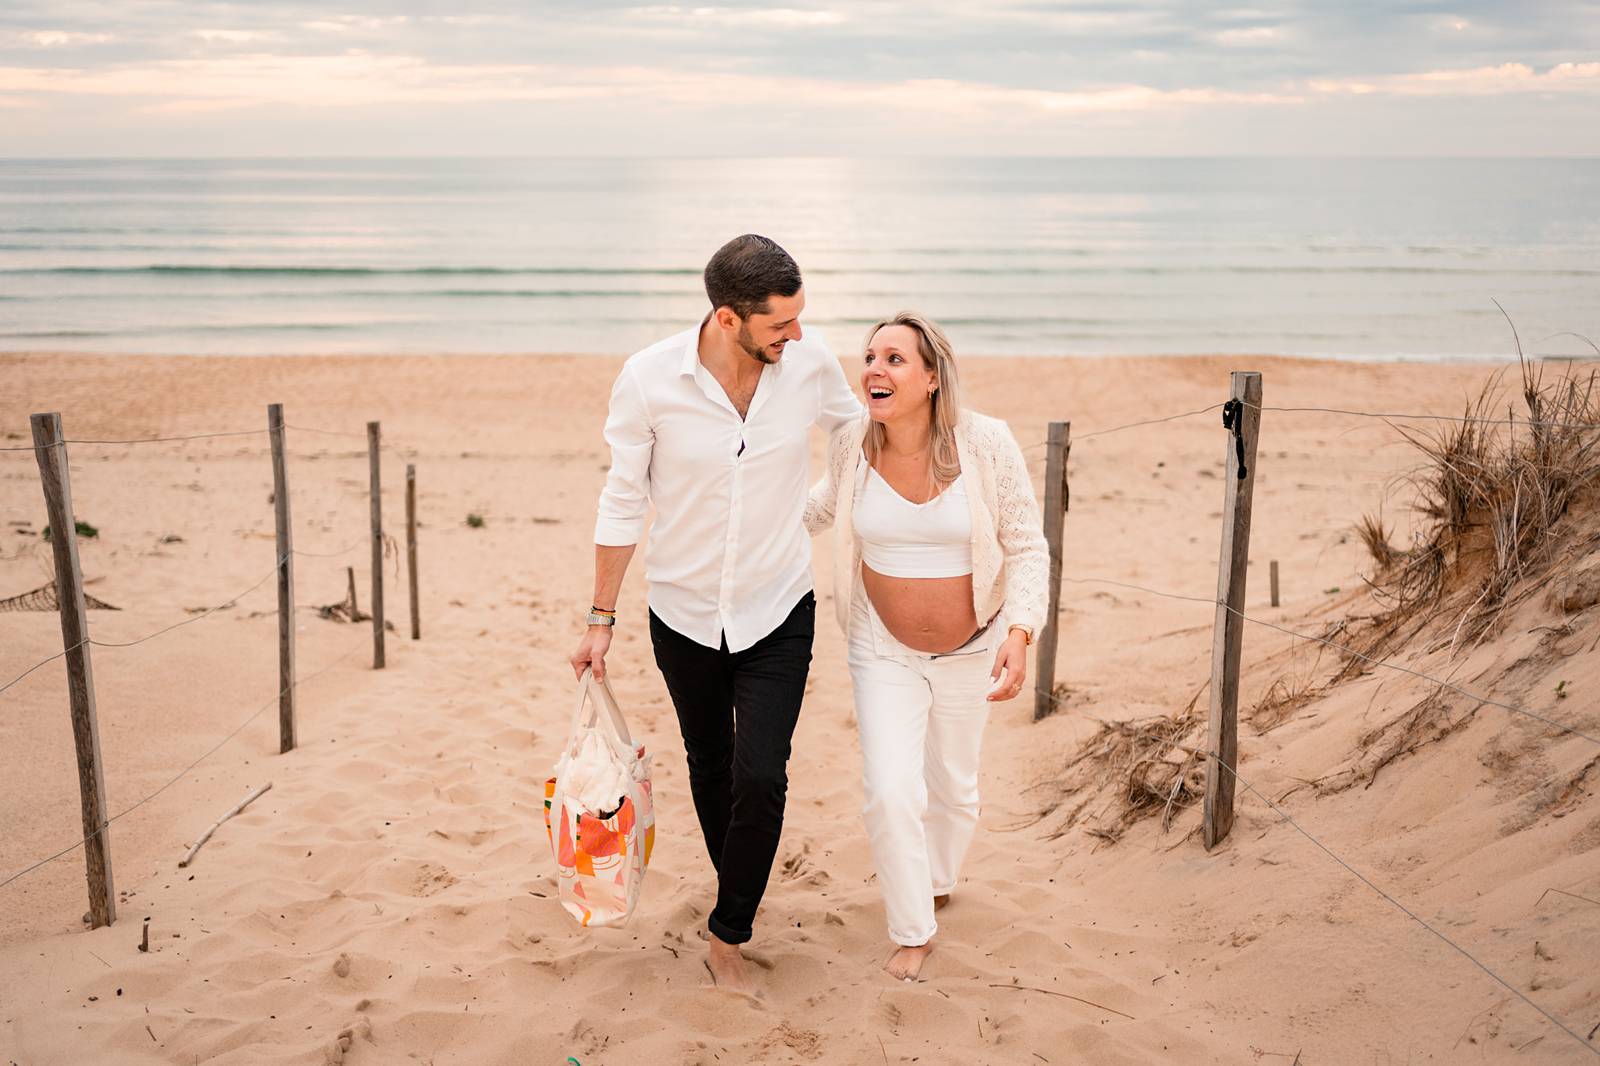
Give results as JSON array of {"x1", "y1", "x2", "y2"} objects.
[{"x1": 737, "y1": 322, "x2": 780, "y2": 365}]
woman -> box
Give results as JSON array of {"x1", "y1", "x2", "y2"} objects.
[{"x1": 805, "y1": 311, "x2": 1048, "y2": 981}]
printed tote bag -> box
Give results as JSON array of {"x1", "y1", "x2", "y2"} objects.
[{"x1": 543, "y1": 668, "x2": 655, "y2": 927}]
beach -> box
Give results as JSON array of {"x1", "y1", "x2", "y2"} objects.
[{"x1": 2, "y1": 350, "x2": 1597, "y2": 1065}]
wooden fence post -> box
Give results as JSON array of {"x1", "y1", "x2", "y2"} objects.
[
  {"x1": 268, "y1": 404, "x2": 296, "y2": 753},
  {"x1": 1270, "y1": 560, "x2": 1280, "y2": 608},
  {"x1": 30, "y1": 412, "x2": 116, "y2": 928},
  {"x1": 1033, "y1": 420, "x2": 1071, "y2": 722},
  {"x1": 368, "y1": 421, "x2": 385, "y2": 669},
  {"x1": 406, "y1": 463, "x2": 419, "y2": 641},
  {"x1": 1203, "y1": 372, "x2": 1263, "y2": 850}
]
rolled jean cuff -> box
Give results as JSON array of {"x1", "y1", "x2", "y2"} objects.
[
  {"x1": 889, "y1": 921, "x2": 937, "y2": 948},
  {"x1": 708, "y1": 912, "x2": 752, "y2": 946}
]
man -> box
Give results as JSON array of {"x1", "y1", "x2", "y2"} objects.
[{"x1": 570, "y1": 234, "x2": 860, "y2": 994}]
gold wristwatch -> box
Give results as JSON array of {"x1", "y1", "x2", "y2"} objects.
[{"x1": 1007, "y1": 624, "x2": 1034, "y2": 645}]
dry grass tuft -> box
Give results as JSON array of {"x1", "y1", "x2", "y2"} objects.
[
  {"x1": 1355, "y1": 513, "x2": 1399, "y2": 572},
  {"x1": 1036, "y1": 344, "x2": 1600, "y2": 849},
  {"x1": 1357, "y1": 352, "x2": 1600, "y2": 660},
  {"x1": 1029, "y1": 683, "x2": 1208, "y2": 844},
  {"x1": 1248, "y1": 674, "x2": 1323, "y2": 734},
  {"x1": 1317, "y1": 690, "x2": 1483, "y2": 794}
]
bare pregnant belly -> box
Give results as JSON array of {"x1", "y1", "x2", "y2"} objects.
[{"x1": 861, "y1": 565, "x2": 979, "y2": 654}]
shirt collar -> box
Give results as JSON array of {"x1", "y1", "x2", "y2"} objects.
[
  {"x1": 678, "y1": 318, "x2": 706, "y2": 377},
  {"x1": 680, "y1": 315, "x2": 788, "y2": 378}
]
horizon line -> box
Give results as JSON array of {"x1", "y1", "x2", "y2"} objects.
[{"x1": 3, "y1": 153, "x2": 1600, "y2": 162}]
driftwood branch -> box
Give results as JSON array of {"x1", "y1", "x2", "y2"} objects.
[
  {"x1": 179, "y1": 782, "x2": 272, "y2": 868},
  {"x1": 986, "y1": 982, "x2": 1135, "y2": 1020}
]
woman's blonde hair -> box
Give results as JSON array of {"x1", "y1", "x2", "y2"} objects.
[{"x1": 862, "y1": 311, "x2": 963, "y2": 488}]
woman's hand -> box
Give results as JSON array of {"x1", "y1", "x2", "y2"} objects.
[{"x1": 987, "y1": 630, "x2": 1028, "y2": 702}]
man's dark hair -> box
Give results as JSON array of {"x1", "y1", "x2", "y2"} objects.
[{"x1": 703, "y1": 234, "x2": 802, "y2": 320}]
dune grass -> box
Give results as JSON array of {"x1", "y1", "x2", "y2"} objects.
[{"x1": 1357, "y1": 353, "x2": 1600, "y2": 660}]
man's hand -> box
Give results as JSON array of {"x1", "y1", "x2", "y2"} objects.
[
  {"x1": 573, "y1": 545, "x2": 635, "y2": 681},
  {"x1": 571, "y1": 625, "x2": 614, "y2": 681}
]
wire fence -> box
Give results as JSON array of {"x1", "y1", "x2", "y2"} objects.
[
  {"x1": 2, "y1": 542, "x2": 375, "y2": 699},
  {"x1": 1021, "y1": 360, "x2": 1600, "y2": 1058},
  {"x1": 1038, "y1": 683, "x2": 1597, "y2": 1056},
  {"x1": 0, "y1": 559, "x2": 289, "y2": 697},
  {"x1": 7, "y1": 361, "x2": 1598, "y2": 1055},
  {"x1": 0, "y1": 420, "x2": 373, "y2": 454},
  {"x1": 291, "y1": 537, "x2": 370, "y2": 560},
  {"x1": 0, "y1": 428, "x2": 269, "y2": 452},
  {"x1": 1, "y1": 410, "x2": 403, "y2": 908},
  {"x1": 1058, "y1": 573, "x2": 1599, "y2": 748},
  {"x1": 1019, "y1": 392, "x2": 1600, "y2": 460},
  {"x1": 0, "y1": 647, "x2": 357, "y2": 894}
]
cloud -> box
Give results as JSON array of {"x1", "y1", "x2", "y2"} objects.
[
  {"x1": 628, "y1": 6, "x2": 848, "y2": 28},
  {"x1": 0, "y1": 1, "x2": 1596, "y2": 154},
  {"x1": 192, "y1": 29, "x2": 275, "y2": 45},
  {"x1": 882, "y1": 78, "x2": 1301, "y2": 114},
  {"x1": 1311, "y1": 61, "x2": 1600, "y2": 97},
  {"x1": 300, "y1": 15, "x2": 413, "y2": 33},
  {"x1": 1213, "y1": 26, "x2": 1283, "y2": 47},
  {"x1": 5, "y1": 30, "x2": 115, "y2": 48},
  {"x1": 0, "y1": 53, "x2": 610, "y2": 109},
  {"x1": 0, "y1": 53, "x2": 1306, "y2": 117}
]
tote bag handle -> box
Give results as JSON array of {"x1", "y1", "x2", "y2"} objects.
[{"x1": 569, "y1": 667, "x2": 636, "y2": 757}]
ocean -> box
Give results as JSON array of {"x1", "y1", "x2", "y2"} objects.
[{"x1": 1, "y1": 157, "x2": 1597, "y2": 361}]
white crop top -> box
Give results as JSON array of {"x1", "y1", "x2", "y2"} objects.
[{"x1": 853, "y1": 464, "x2": 974, "y2": 579}]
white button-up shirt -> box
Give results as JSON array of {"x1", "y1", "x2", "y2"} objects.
[{"x1": 595, "y1": 321, "x2": 862, "y2": 652}]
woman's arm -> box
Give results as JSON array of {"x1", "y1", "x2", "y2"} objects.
[
  {"x1": 991, "y1": 421, "x2": 1050, "y2": 633},
  {"x1": 802, "y1": 474, "x2": 834, "y2": 536},
  {"x1": 802, "y1": 424, "x2": 849, "y2": 536},
  {"x1": 984, "y1": 419, "x2": 1050, "y2": 702}
]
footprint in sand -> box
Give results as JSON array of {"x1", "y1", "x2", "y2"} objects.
[
  {"x1": 412, "y1": 862, "x2": 458, "y2": 897},
  {"x1": 779, "y1": 844, "x2": 812, "y2": 881},
  {"x1": 757, "y1": 1022, "x2": 824, "y2": 1059},
  {"x1": 324, "y1": 1018, "x2": 372, "y2": 1065}
]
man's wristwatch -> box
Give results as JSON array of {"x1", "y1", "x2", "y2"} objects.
[
  {"x1": 587, "y1": 606, "x2": 617, "y2": 627},
  {"x1": 1007, "y1": 624, "x2": 1034, "y2": 645}
]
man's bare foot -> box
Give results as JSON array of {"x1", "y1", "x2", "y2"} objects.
[
  {"x1": 884, "y1": 942, "x2": 934, "y2": 982},
  {"x1": 705, "y1": 934, "x2": 757, "y2": 996},
  {"x1": 933, "y1": 893, "x2": 950, "y2": 912}
]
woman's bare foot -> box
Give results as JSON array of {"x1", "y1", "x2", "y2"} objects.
[
  {"x1": 884, "y1": 942, "x2": 934, "y2": 982},
  {"x1": 705, "y1": 934, "x2": 757, "y2": 996},
  {"x1": 933, "y1": 893, "x2": 950, "y2": 912}
]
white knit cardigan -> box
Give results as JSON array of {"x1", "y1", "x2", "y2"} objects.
[{"x1": 803, "y1": 410, "x2": 1050, "y2": 638}]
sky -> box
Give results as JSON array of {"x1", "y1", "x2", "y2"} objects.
[{"x1": 1, "y1": 1, "x2": 1598, "y2": 156}]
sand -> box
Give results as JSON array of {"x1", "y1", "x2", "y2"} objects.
[{"x1": 2, "y1": 351, "x2": 1597, "y2": 1065}]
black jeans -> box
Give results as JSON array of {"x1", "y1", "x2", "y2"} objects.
[{"x1": 649, "y1": 592, "x2": 815, "y2": 945}]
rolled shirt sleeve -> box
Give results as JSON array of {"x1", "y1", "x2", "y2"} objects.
[
  {"x1": 815, "y1": 340, "x2": 863, "y2": 434},
  {"x1": 594, "y1": 363, "x2": 654, "y2": 546}
]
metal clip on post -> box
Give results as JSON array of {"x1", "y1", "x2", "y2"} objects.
[{"x1": 1221, "y1": 399, "x2": 1248, "y2": 480}]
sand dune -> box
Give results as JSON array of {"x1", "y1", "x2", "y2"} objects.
[{"x1": 2, "y1": 352, "x2": 1596, "y2": 1064}]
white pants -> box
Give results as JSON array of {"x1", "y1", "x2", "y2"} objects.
[{"x1": 847, "y1": 585, "x2": 999, "y2": 947}]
